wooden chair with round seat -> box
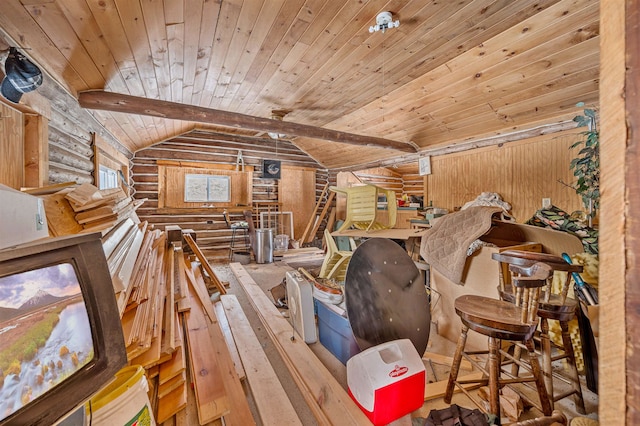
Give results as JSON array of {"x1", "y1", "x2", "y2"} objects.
[
  {"x1": 492, "y1": 250, "x2": 586, "y2": 415},
  {"x1": 444, "y1": 259, "x2": 553, "y2": 424}
]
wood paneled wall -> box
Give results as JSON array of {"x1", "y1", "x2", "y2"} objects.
[
  {"x1": 131, "y1": 130, "x2": 326, "y2": 261},
  {"x1": 425, "y1": 129, "x2": 586, "y2": 222},
  {"x1": 0, "y1": 103, "x2": 24, "y2": 189}
]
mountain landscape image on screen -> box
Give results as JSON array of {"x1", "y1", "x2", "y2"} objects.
[{"x1": 0, "y1": 264, "x2": 93, "y2": 419}]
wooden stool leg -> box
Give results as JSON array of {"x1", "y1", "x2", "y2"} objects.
[
  {"x1": 540, "y1": 318, "x2": 554, "y2": 408},
  {"x1": 445, "y1": 324, "x2": 469, "y2": 403},
  {"x1": 511, "y1": 342, "x2": 523, "y2": 377},
  {"x1": 525, "y1": 338, "x2": 553, "y2": 416},
  {"x1": 488, "y1": 336, "x2": 502, "y2": 423},
  {"x1": 560, "y1": 320, "x2": 586, "y2": 414}
]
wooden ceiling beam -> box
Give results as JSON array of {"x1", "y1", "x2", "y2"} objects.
[{"x1": 78, "y1": 90, "x2": 417, "y2": 153}]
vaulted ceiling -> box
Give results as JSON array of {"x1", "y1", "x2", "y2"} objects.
[{"x1": 0, "y1": 0, "x2": 599, "y2": 169}]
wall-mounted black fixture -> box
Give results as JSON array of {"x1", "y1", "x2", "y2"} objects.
[{"x1": 1, "y1": 47, "x2": 43, "y2": 104}]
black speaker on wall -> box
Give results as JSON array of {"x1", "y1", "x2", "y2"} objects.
[{"x1": 262, "y1": 159, "x2": 281, "y2": 179}]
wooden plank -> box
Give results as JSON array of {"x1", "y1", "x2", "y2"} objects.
[
  {"x1": 22, "y1": 182, "x2": 74, "y2": 196},
  {"x1": 204, "y1": 297, "x2": 256, "y2": 426},
  {"x1": 229, "y1": 263, "x2": 371, "y2": 425},
  {"x1": 41, "y1": 190, "x2": 84, "y2": 236},
  {"x1": 158, "y1": 370, "x2": 186, "y2": 399},
  {"x1": 156, "y1": 380, "x2": 188, "y2": 424},
  {"x1": 423, "y1": 372, "x2": 484, "y2": 401},
  {"x1": 423, "y1": 351, "x2": 472, "y2": 371},
  {"x1": 183, "y1": 256, "x2": 216, "y2": 323},
  {"x1": 111, "y1": 222, "x2": 147, "y2": 292},
  {"x1": 163, "y1": 247, "x2": 177, "y2": 354},
  {"x1": 78, "y1": 90, "x2": 417, "y2": 153},
  {"x1": 102, "y1": 217, "x2": 135, "y2": 259},
  {"x1": 220, "y1": 295, "x2": 301, "y2": 425},
  {"x1": 63, "y1": 182, "x2": 101, "y2": 206},
  {"x1": 600, "y1": 0, "x2": 632, "y2": 423},
  {"x1": 213, "y1": 301, "x2": 245, "y2": 382},
  {"x1": 184, "y1": 279, "x2": 230, "y2": 423},
  {"x1": 184, "y1": 233, "x2": 227, "y2": 295},
  {"x1": 175, "y1": 247, "x2": 191, "y2": 312},
  {"x1": 159, "y1": 319, "x2": 186, "y2": 386}
]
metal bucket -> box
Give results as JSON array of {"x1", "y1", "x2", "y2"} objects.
[{"x1": 254, "y1": 228, "x2": 274, "y2": 263}]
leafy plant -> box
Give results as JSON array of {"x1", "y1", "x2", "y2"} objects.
[{"x1": 570, "y1": 106, "x2": 599, "y2": 213}]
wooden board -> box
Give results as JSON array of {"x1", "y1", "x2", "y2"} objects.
[
  {"x1": 423, "y1": 351, "x2": 472, "y2": 371},
  {"x1": 204, "y1": 298, "x2": 255, "y2": 426},
  {"x1": 183, "y1": 281, "x2": 230, "y2": 424},
  {"x1": 183, "y1": 256, "x2": 216, "y2": 323},
  {"x1": 184, "y1": 233, "x2": 227, "y2": 295},
  {"x1": 229, "y1": 262, "x2": 371, "y2": 425},
  {"x1": 159, "y1": 319, "x2": 186, "y2": 386},
  {"x1": 332, "y1": 227, "x2": 428, "y2": 240},
  {"x1": 156, "y1": 380, "x2": 187, "y2": 424},
  {"x1": 158, "y1": 370, "x2": 186, "y2": 399},
  {"x1": 279, "y1": 165, "x2": 317, "y2": 241},
  {"x1": 41, "y1": 190, "x2": 83, "y2": 236},
  {"x1": 423, "y1": 372, "x2": 484, "y2": 401},
  {"x1": 213, "y1": 301, "x2": 245, "y2": 382},
  {"x1": 220, "y1": 295, "x2": 301, "y2": 425}
]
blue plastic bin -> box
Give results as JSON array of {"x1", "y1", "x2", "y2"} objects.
[{"x1": 315, "y1": 299, "x2": 361, "y2": 364}]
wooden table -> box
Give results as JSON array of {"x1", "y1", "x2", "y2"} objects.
[
  {"x1": 331, "y1": 228, "x2": 428, "y2": 240},
  {"x1": 332, "y1": 228, "x2": 428, "y2": 260}
]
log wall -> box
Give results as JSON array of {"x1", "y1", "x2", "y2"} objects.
[
  {"x1": 44, "y1": 75, "x2": 131, "y2": 186},
  {"x1": 131, "y1": 131, "x2": 327, "y2": 261}
]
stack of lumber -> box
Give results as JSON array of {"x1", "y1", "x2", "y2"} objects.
[
  {"x1": 102, "y1": 219, "x2": 253, "y2": 424},
  {"x1": 40, "y1": 182, "x2": 144, "y2": 236}
]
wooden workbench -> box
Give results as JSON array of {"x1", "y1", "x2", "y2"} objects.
[{"x1": 331, "y1": 227, "x2": 428, "y2": 240}]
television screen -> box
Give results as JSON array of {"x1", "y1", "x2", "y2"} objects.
[
  {"x1": 0, "y1": 233, "x2": 127, "y2": 426},
  {"x1": 0, "y1": 262, "x2": 94, "y2": 419}
]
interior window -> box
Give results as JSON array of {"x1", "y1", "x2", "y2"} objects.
[{"x1": 99, "y1": 165, "x2": 119, "y2": 190}]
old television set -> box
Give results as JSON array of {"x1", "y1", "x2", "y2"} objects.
[{"x1": 0, "y1": 232, "x2": 127, "y2": 425}]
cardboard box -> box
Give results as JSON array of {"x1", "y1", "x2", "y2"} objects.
[
  {"x1": 0, "y1": 185, "x2": 49, "y2": 250},
  {"x1": 430, "y1": 220, "x2": 584, "y2": 350},
  {"x1": 315, "y1": 299, "x2": 361, "y2": 364}
]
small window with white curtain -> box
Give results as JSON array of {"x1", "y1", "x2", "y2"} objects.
[{"x1": 99, "y1": 165, "x2": 119, "y2": 190}]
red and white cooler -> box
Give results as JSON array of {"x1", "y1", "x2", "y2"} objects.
[{"x1": 347, "y1": 339, "x2": 426, "y2": 425}]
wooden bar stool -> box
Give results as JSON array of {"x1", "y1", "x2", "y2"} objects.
[
  {"x1": 492, "y1": 250, "x2": 586, "y2": 414},
  {"x1": 444, "y1": 260, "x2": 553, "y2": 424}
]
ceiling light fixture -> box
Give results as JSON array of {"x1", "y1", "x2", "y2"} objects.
[
  {"x1": 369, "y1": 11, "x2": 400, "y2": 33},
  {"x1": 267, "y1": 109, "x2": 289, "y2": 140}
]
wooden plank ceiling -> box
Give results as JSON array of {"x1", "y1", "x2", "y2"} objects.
[{"x1": 0, "y1": 0, "x2": 599, "y2": 169}]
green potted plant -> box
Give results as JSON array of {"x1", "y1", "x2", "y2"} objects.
[{"x1": 570, "y1": 104, "x2": 600, "y2": 226}]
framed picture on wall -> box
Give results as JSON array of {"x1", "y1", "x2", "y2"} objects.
[
  {"x1": 262, "y1": 160, "x2": 281, "y2": 179},
  {"x1": 184, "y1": 174, "x2": 231, "y2": 202},
  {"x1": 419, "y1": 156, "x2": 431, "y2": 176}
]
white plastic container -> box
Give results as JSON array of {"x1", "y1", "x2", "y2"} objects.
[
  {"x1": 347, "y1": 339, "x2": 425, "y2": 426},
  {"x1": 285, "y1": 270, "x2": 317, "y2": 343},
  {"x1": 274, "y1": 234, "x2": 289, "y2": 251},
  {"x1": 88, "y1": 365, "x2": 156, "y2": 426}
]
